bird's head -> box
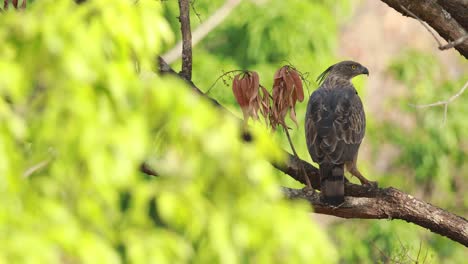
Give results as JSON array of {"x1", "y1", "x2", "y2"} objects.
[{"x1": 317, "y1": 61, "x2": 369, "y2": 84}]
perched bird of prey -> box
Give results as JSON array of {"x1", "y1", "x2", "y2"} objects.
[{"x1": 305, "y1": 61, "x2": 375, "y2": 205}]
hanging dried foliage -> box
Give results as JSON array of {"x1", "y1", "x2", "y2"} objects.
[
  {"x1": 231, "y1": 66, "x2": 304, "y2": 130},
  {"x1": 232, "y1": 71, "x2": 270, "y2": 124},
  {"x1": 270, "y1": 65, "x2": 304, "y2": 129},
  {"x1": 230, "y1": 66, "x2": 310, "y2": 188}
]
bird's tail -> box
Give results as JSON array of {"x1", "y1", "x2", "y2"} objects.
[{"x1": 320, "y1": 163, "x2": 344, "y2": 205}]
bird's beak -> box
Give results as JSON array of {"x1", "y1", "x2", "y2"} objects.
[{"x1": 362, "y1": 67, "x2": 369, "y2": 76}]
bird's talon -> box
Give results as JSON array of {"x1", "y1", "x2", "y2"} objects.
[{"x1": 363, "y1": 180, "x2": 378, "y2": 188}]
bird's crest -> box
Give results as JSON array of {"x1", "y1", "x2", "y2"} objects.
[{"x1": 316, "y1": 65, "x2": 333, "y2": 85}]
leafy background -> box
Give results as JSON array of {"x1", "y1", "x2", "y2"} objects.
[{"x1": 1, "y1": 0, "x2": 466, "y2": 263}]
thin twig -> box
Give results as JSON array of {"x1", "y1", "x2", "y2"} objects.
[
  {"x1": 178, "y1": 0, "x2": 193, "y2": 81},
  {"x1": 283, "y1": 126, "x2": 312, "y2": 189},
  {"x1": 397, "y1": 236, "x2": 417, "y2": 263},
  {"x1": 23, "y1": 159, "x2": 51, "y2": 178},
  {"x1": 206, "y1": 69, "x2": 245, "y2": 94},
  {"x1": 372, "y1": 243, "x2": 393, "y2": 264},
  {"x1": 410, "y1": 80, "x2": 468, "y2": 124},
  {"x1": 439, "y1": 34, "x2": 468, "y2": 50},
  {"x1": 400, "y1": 5, "x2": 468, "y2": 51},
  {"x1": 189, "y1": 0, "x2": 202, "y2": 22},
  {"x1": 400, "y1": 5, "x2": 442, "y2": 46}
]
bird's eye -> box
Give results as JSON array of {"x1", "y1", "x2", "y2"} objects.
[{"x1": 351, "y1": 65, "x2": 357, "y2": 70}]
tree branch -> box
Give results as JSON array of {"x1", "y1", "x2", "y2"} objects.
[
  {"x1": 439, "y1": 34, "x2": 468, "y2": 51},
  {"x1": 380, "y1": 0, "x2": 468, "y2": 58},
  {"x1": 152, "y1": 56, "x2": 468, "y2": 246},
  {"x1": 399, "y1": 5, "x2": 468, "y2": 52},
  {"x1": 411, "y1": 80, "x2": 468, "y2": 124},
  {"x1": 282, "y1": 187, "x2": 468, "y2": 247},
  {"x1": 163, "y1": 0, "x2": 242, "y2": 64},
  {"x1": 178, "y1": 0, "x2": 193, "y2": 81}
]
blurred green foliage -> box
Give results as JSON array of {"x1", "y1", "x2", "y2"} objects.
[
  {"x1": 0, "y1": 0, "x2": 338, "y2": 263},
  {"x1": 343, "y1": 50, "x2": 468, "y2": 263},
  {"x1": 370, "y1": 50, "x2": 468, "y2": 212}
]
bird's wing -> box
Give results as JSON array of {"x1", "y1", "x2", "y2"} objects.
[
  {"x1": 305, "y1": 89, "x2": 327, "y2": 163},
  {"x1": 306, "y1": 87, "x2": 365, "y2": 164}
]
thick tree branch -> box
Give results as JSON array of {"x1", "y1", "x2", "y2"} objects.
[
  {"x1": 178, "y1": 0, "x2": 193, "y2": 81},
  {"x1": 380, "y1": 0, "x2": 468, "y2": 58},
  {"x1": 151, "y1": 57, "x2": 468, "y2": 246},
  {"x1": 282, "y1": 187, "x2": 468, "y2": 247},
  {"x1": 437, "y1": 0, "x2": 468, "y2": 31}
]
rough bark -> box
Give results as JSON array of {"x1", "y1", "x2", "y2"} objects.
[
  {"x1": 154, "y1": 56, "x2": 468, "y2": 246},
  {"x1": 437, "y1": 0, "x2": 468, "y2": 30},
  {"x1": 178, "y1": 0, "x2": 193, "y2": 81},
  {"x1": 380, "y1": 0, "x2": 468, "y2": 58},
  {"x1": 283, "y1": 187, "x2": 468, "y2": 246}
]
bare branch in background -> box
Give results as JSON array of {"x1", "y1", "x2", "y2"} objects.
[
  {"x1": 400, "y1": 5, "x2": 468, "y2": 52},
  {"x1": 411, "y1": 80, "x2": 468, "y2": 124},
  {"x1": 163, "y1": 0, "x2": 242, "y2": 64},
  {"x1": 189, "y1": 0, "x2": 202, "y2": 22},
  {"x1": 178, "y1": 0, "x2": 193, "y2": 81}
]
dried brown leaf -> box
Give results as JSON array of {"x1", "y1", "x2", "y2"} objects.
[
  {"x1": 232, "y1": 71, "x2": 270, "y2": 123},
  {"x1": 290, "y1": 69, "x2": 304, "y2": 102},
  {"x1": 284, "y1": 69, "x2": 295, "y2": 95},
  {"x1": 232, "y1": 74, "x2": 248, "y2": 107},
  {"x1": 248, "y1": 72, "x2": 260, "y2": 104},
  {"x1": 289, "y1": 100, "x2": 298, "y2": 127}
]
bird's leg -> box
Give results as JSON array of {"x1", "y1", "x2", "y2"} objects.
[
  {"x1": 302, "y1": 169, "x2": 313, "y2": 190},
  {"x1": 298, "y1": 161, "x2": 314, "y2": 193},
  {"x1": 300, "y1": 166, "x2": 315, "y2": 195},
  {"x1": 345, "y1": 161, "x2": 377, "y2": 188}
]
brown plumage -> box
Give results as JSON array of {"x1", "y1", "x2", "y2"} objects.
[{"x1": 305, "y1": 61, "x2": 375, "y2": 205}]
